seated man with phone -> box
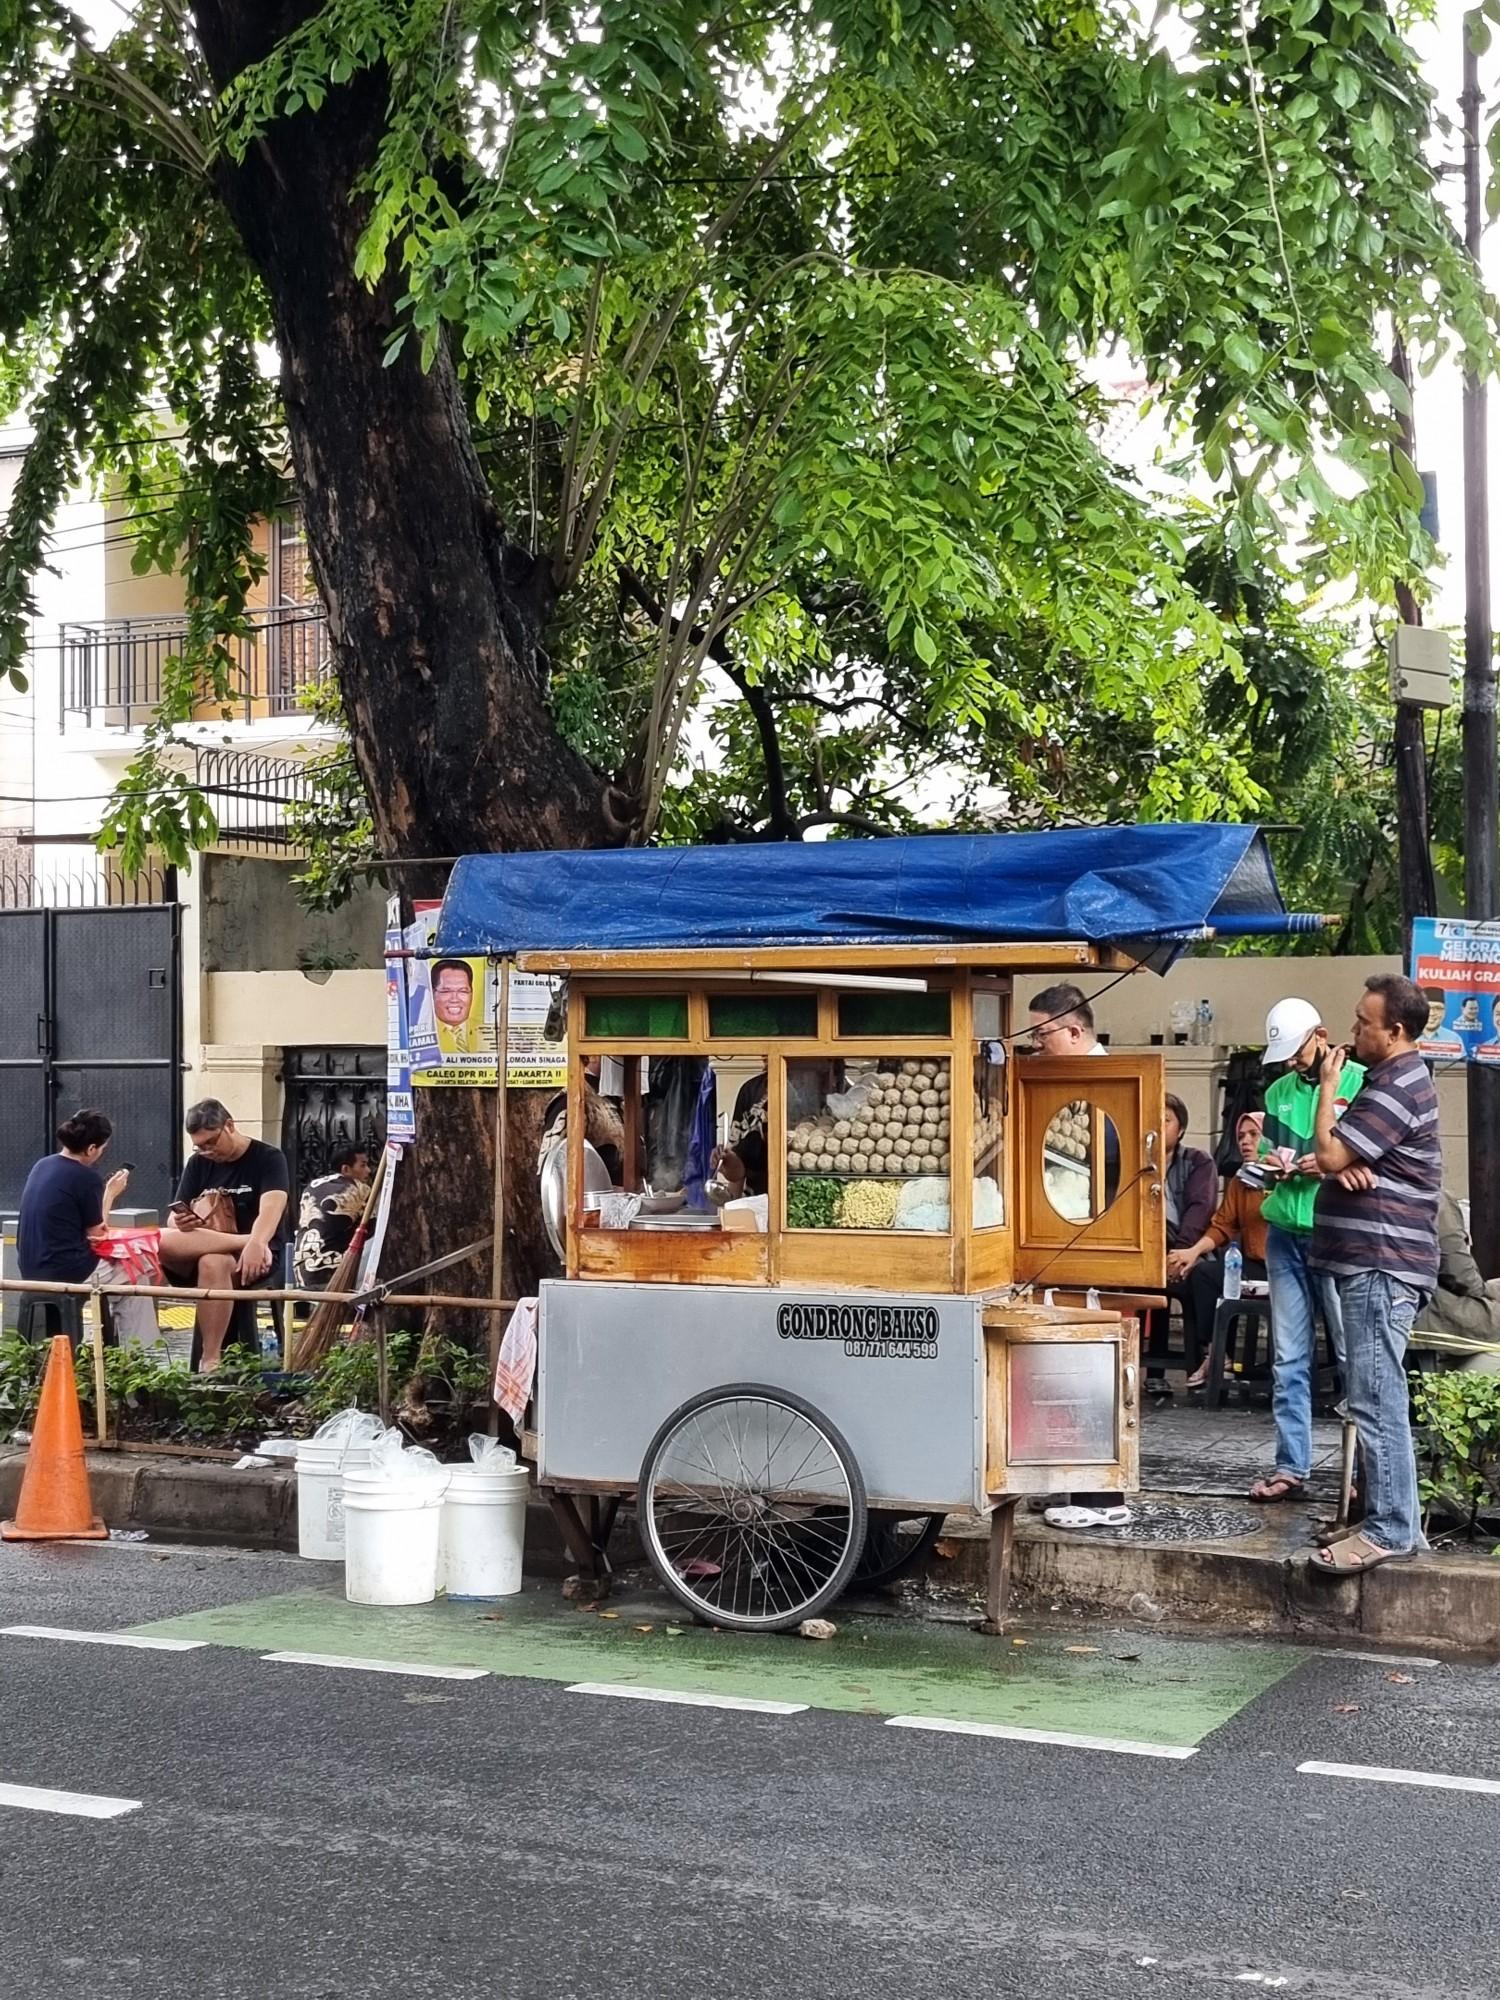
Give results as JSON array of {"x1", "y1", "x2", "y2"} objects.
[{"x1": 160, "y1": 1099, "x2": 290, "y2": 1371}]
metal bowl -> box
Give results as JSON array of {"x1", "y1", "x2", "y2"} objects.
[{"x1": 540, "y1": 1140, "x2": 613, "y2": 1262}]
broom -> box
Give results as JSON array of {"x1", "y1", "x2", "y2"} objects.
[{"x1": 291, "y1": 1145, "x2": 390, "y2": 1371}]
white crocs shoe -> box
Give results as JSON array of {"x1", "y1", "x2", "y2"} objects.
[{"x1": 1043, "y1": 1503, "x2": 1132, "y2": 1530}]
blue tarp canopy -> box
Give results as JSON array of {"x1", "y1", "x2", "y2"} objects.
[{"x1": 434, "y1": 826, "x2": 1314, "y2": 959}]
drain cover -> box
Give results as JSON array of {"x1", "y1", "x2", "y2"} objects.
[{"x1": 1088, "y1": 1501, "x2": 1261, "y2": 1545}]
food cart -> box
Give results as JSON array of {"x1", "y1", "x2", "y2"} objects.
[{"x1": 434, "y1": 826, "x2": 1320, "y2": 1633}]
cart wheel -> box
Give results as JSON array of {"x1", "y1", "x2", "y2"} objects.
[
  {"x1": 849, "y1": 1511, "x2": 946, "y2": 1592},
  {"x1": 637, "y1": 1383, "x2": 867, "y2": 1633}
]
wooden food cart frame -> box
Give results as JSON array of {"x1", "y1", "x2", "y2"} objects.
[
  {"x1": 496, "y1": 937, "x2": 1168, "y2": 1632},
  {"x1": 424, "y1": 828, "x2": 1325, "y2": 1633}
]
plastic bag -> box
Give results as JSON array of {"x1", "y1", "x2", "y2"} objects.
[
  {"x1": 313, "y1": 1408, "x2": 386, "y2": 1448},
  {"x1": 368, "y1": 1426, "x2": 448, "y2": 1488},
  {"x1": 97, "y1": 1226, "x2": 163, "y2": 1286},
  {"x1": 645, "y1": 1056, "x2": 710, "y2": 1197},
  {"x1": 468, "y1": 1432, "x2": 518, "y2": 1469},
  {"x1": 826, "y1": 1078, "x2": 875, "y2": 1123}
]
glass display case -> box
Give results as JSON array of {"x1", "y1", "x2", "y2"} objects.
[{"x1": 561, "y1": 962, "x2": 1165, "y2": 1296}]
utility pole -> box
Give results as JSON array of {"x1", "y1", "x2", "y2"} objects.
[
  {"x1": 1390, "y1": 340, "x2": 1437, "y2": 959},
  {"x1": 1462, "y1": 19, "x2": 1500, "y2": 1275}
]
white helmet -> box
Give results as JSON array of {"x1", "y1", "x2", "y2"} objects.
[{"x1": 1263, "y1": 997, "x2": 1322, "y2": 1068}]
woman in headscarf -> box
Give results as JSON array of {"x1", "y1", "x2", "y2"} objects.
[{"x1": 1167, "y1": 1110, "x2": 1270, "y2": 1390}]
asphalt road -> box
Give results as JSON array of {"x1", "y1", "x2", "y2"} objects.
[{"x1": 1, "y1": 1540, "x2": 1498, "y2": 2000}]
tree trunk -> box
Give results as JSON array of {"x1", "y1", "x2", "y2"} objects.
[{"x1": 192, "y1": 2, "x2": 615, "y2": 1308}]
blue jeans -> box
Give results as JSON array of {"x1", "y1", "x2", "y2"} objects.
[
  {"x1": 1266, "y1": 1224, "x2": 1345, "y2": 1480},
  {"x1": 1337, "y1": 1271, "x2": 1427, "y2": 1554}
]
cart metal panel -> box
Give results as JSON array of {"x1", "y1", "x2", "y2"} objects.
[{"x1": 537, "y1": 1279, "x2": 988, "y2": 1515}]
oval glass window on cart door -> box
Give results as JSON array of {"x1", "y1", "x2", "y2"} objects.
[{"x1": 1040, "y1": 1101, "x2": 1121, "y2": 1224}]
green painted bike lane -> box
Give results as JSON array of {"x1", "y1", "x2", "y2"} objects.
[{"x1": 128, "y1": 1579, "x2": 1304, "y2": 1748}]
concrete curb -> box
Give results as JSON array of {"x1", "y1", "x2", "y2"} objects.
[
  {"x1": 0, "y1": 1446, "x2": 601, "y2": 1576},
  {"x1": 932, "y1": 1505, "x2": 1500, "y2": 1654},
  {"x1": 2, "y1": 1447, "x2": 1494, "y2": 1652}
]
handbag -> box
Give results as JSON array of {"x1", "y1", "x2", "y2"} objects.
[{"x1": 171, "y1": 1188, "x2": 238, "y2": 1236}]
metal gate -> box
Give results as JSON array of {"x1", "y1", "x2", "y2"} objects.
[
  {"x1": 0, "y1": 906, "x2": 182, "y2": 1212},
  {"x1": 280, "y1": 1047, "x2": 386, "y2": 1190}
]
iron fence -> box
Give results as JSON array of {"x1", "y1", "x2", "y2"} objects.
[
  {"x1": 61, "y1": 604, "x2": 331, "y2": 730},
  {"x1": 0, "y1": 851, "x2": 172, "y2": 910}
]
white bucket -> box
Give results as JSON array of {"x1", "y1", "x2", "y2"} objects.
[
  {"x1": 342, "y1": 1464, "x2": 448, "y2": 1606},
  {"x1": 439, "y1": 1463, "x2": 530, "y2": 1598},
  {"x1": 296, "y1": 1439, "x2": 377, "y2": 1561}
]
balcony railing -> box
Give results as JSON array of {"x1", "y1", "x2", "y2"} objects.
[{"x1": 60, "y1": 604, "x2": 332, "y2": 730}]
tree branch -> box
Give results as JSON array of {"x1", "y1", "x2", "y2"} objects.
[{"x1": 718, "y1": 655, "x2": 795, "y2": 838}]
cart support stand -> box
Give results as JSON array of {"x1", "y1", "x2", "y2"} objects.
[
  {"x1": 548, "y1": 1492, "x2": 620, "y2": 1602},
  {"x1": 980, "y1": 1497, "x2": 1019, "y2": 1636}
]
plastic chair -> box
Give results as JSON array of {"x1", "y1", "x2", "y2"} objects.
[
  {"x1": 1205, "y1": 1295, "x2": 1274, "y2": 1409},
  {"x1": 16, "y1": 1290, "x2": 86, "y2": 1349}
]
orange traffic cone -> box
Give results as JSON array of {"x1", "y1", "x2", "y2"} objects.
[{"x1": 1, "y1": 1336, "x2": 107, "y2": 1542}]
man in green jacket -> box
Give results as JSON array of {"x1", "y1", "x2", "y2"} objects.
[{"x1": 1249, "y1": 999, "x2": 1366, "y2": 1503}]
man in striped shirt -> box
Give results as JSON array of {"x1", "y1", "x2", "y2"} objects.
[{"x1": 1308, "y1": 974, "x2": 1442, "y2": 1576}]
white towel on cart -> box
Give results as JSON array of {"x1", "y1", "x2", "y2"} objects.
[{"x1": 494, "y1": 1296, "x2": 539, "y2": 1424}]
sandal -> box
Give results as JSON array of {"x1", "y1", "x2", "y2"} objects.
[
  {"x1": 1249, "y1": 1474, "x2": 1306, "y2": 1504},
  {"x1": 1307, "y1": 1532, "x2": 1417, "y2": 1579}
]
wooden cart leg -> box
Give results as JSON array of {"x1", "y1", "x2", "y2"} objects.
[
  {"x1": 548, "y1": 1492, "x2": 615, "y2": 1604},
  {"x1": 978, "y1": 1497, "x2": 1019, "y2": 1637}
]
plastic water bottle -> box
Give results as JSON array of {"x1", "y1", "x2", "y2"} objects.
[
  {"x1": 1223, "y1": 1242, "x2": 1243, "y2": 1301},
  {"x1": 1086, "y1": 1287, "x2": 1101, "y2": 1311},
  {"x1": 1195, "y1": 998, "x2": 1214, "y2": 1047}
]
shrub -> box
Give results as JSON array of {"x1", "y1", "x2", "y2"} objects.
[{"x1": 1411, "y1": 1370, "x2": 1500, "y2": 1540}]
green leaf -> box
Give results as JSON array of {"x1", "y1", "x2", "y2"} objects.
[
  {"x1": 1223, "y1": 330, "x2": 1264, "y2": 376},
  {"x1": 609, "y1": 119, "x2": 650, "y2": 164}
]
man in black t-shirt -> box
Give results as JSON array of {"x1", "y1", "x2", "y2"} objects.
[{"x1": 161, "y1": 1099, "x2": 290, "y2": 1370}]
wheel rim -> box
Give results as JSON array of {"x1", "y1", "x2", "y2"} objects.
[{"x1": 643, "y1": 1395, "x2": 859, "y2": 1628}]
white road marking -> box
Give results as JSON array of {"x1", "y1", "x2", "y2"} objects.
[
  {"x1": 567, "y1": 1681, "x2": 807, "y2": 1715},
  {"x1": 1299, "y1": 1759, "x2": 1500, "y2": 1797},
  {"x1": 1337, "y1": 1651, "x2": 1440, "y2": 1670},
  {"x1": 1, "y1": 1625, "x2": 208, "y2": 1652},
  {"x1": 0, "y1": 1782, "x2": 141, "y2": 1820},
  {"x1": 260, "y1": 1651, "x2": 488, "y2": 1681},
  {"x1": 885, "y1": 1715, "x2": 1197, "y2": 1759}
]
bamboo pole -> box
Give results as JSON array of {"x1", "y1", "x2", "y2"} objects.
[
  {"x1": 0, "y1": 1277, "x2": 516, "y2": 1312},
  {"x1": 487, "y1": 959, "x2": 512, "y2": 1437},
  {"x1": 373, "y1": 1304, "x2": 392, "y2": 1426},
  {"x1": 89, "y1": 1291, "x2": 108, "y2": 1446}
]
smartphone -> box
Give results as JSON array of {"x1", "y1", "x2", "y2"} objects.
[{"x1": 118, "y1": 1161, "x2": 135, "y2": 1173}]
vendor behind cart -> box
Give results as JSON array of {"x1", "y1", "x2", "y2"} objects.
[{"x1": 707, "y1": 1064, "x2": 845, "y2": 1202}]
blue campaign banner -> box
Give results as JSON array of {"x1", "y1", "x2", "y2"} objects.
[
  {"x1": 385, "y1": 895, "x2": 416, "y2": 1141},
  {"x1": 1410, "y1": 916, "x2": 1500, "y2": 1065}
]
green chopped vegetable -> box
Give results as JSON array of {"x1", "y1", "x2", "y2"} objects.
[{"x1": 787, "y1": 1176, "x2": 842, "y2": 1229}]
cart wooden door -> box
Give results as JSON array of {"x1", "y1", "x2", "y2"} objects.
[{"x1": 1012, "y1": 1056, "x2": 1166, "y2": 1290}]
